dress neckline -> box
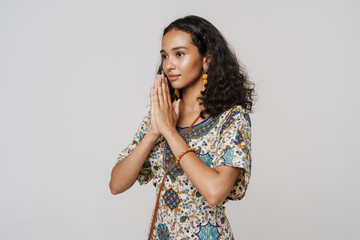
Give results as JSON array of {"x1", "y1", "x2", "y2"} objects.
[{"x1": 176, "y1": 116, "x2": 211, "y2": 130}]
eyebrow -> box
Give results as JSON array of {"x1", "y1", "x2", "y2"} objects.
[{"x1": 160, "y1": 46, "x2": 188, "y2": 54}]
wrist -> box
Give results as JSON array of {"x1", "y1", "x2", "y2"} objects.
[
  {"x1": 147, "y1": 129, "x2": 161, "y2": 141},
  {"x1": 176, "y1": 147, "x2": 197, "y2": 167},
  {"x1": 162, "y1": 128, "x2": 179, "y2": 140}
]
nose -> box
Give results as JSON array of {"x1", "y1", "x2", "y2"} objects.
[{"x1": 164, "y1": 56, "x2": 175, "y2": 73}]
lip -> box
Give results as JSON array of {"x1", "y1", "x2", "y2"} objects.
[{"x1": 168, "y1": 74, "x2": 180, "y2": 81}]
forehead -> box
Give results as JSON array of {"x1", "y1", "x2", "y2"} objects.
[{"x1": 161, "y1": 29, "x2": 195, "y2": 50}]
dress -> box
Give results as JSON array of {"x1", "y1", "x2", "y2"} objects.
[{"x1": 116, "y1": 105, "x2": 252, "y2": 240}]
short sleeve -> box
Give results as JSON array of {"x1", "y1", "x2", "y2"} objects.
[
  {"x1": 116, "y1": 110, "x2": 153, "y2": 185},
  {"x1": 212, "y1": 107, "x2": 252, "y2": 202}
]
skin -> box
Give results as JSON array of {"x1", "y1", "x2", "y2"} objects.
[{"x1": 110, "y1": 29, "x2": 241, "y2": 206}]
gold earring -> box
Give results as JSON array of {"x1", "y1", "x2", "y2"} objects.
[
  {"x1": 202, "y1": 69, "x2": 208, "y2": 92},
  {"x1": 174, "y1": 89, "x2": 180, "y2": 99}
]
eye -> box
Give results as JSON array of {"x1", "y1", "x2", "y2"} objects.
[
  {"x1": 161, "y1": 54, "x2": 168, "y2": 59},
  {"x1": 176, "y1": 52, "x2": 184, "y2": 57}
]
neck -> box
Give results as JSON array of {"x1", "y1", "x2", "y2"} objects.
[{"x1": 180, "y1": 79, "x2": 204, "y2": 116}]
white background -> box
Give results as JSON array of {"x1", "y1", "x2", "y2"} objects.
[{"x1": 1, "y1": 0, "x2": 359, "y2": 239}]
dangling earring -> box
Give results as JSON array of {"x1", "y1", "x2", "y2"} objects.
[
  {"x1": 174, "y1": 89, "x2": 180, "y2": 99},
  {"x1": 202, "y1": 69, "x2": 208, "y2": 92}
]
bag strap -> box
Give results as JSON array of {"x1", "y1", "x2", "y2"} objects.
[{"x1": 147, "y1": 114, "x2": 201, "y2": 240}]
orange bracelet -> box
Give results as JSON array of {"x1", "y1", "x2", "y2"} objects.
[{"x1": 176, "y1": 147, "x2": 197, "y2": 167}]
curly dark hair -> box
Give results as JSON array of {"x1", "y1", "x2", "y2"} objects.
[{"x1": 156, "y1": 15, "x2": 256, "y2": 118}]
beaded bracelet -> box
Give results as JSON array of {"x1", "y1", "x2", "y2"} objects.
[{"x1": 176, "y1": 147, "x2": 197, "y2": 167}]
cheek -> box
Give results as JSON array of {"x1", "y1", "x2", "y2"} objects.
[{"x1": 181, "y1": 57, "x2": 202, "y2": 74}]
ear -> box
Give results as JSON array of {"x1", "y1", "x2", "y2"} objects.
[{"x1": 202, "y1": 52, "x2": 211, "y2": 70}]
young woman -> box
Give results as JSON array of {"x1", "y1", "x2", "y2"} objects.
[{"x1": 110, "y1": 15, "x2": 255, "y2": 240}]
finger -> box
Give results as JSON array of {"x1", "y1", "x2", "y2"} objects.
[
  {"x1": 154, "y1": 75, "x2": 158, "y2": 90},
  {"x1": 175, "y1": 99, "x2": 181, "y2": 116},
  {"x1": 153, "y1": 76, "x2": 158, "y2": 103},
  {"x1": 161, "y1": 75, "x2": 169, "y2": 107},
  {"x1": 157, "y1": 75, "x2": 164, "y2": 106},
  {"x1": 162, "y1": 74, "x2": 171, "y2": 106},
  {"x1": 150, "y1": 88, "x2": 154, "y2": 125},
  {"x1": 153, "y1": 85, "x2": 160, "y2": 108},
  {"x1": 150, "y1": 88, "x2": 154, "y2": 114},
  {"x1": 166, "y1": 83, "x2": 172, "y2": 106}
]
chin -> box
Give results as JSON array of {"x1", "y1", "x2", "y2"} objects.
[{"x1": 170, "y1": 82, "x2": 182, "y2": 89}]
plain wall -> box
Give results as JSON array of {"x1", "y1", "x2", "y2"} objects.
[{"x1": 0, "y1": 0, "x2": 359, "y2": 239}]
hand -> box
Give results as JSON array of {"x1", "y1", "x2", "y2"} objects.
[
  {"x1": 149, "y1": 77, "x2": 161, "y2": 138},
  {"x1": 151, "y1": 73, "x2": 181, "y2": 137}
]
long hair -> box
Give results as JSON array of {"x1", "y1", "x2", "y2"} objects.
[{"x1": 156, "y1": 15, "x2": 256, "y2": 118}]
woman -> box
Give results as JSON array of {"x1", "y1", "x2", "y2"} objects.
[{"x1": 110, "y1": 15, "x2": 255, "y2": 239}]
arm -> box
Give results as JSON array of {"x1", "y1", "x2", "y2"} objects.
[
  {"x1": 152, "y1": 74, "x2": 241, "y2": 206},
  {"x1": 163, "y1": 130, "x2": 241, "y2": 206},
  {"x1": 110, "y1": 75, "x2": 165, "y2": 195},
  {"x1": 109, "y1": 129, "x2": 160, "y2": 195}
]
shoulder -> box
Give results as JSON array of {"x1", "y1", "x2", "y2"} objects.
[
  {"x1": 136, "y1": 110, "x2": 151, "y2": 124},
  {"x1": 231, "y1": 105, "x2": 251, "y2": 127},
  {"x1": 218, "y1": 105, "x2": 250, "y2": 124},
  {"x1": 134, "y1": 110, "x2": 151, "y2": 133},
  {"x1": 216, "y1": 105, "x2": 251, "y2": 134},
  {"x1": 143, "y1": 110, "x2": 151, "y2": 123}
]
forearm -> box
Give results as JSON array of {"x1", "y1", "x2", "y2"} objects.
[
  {"x1": 163, "y1": 130, "x2": 222, "y2": 205},
  {"x1": 109, "y1": 130, "x2": 160, "y2": 194}
]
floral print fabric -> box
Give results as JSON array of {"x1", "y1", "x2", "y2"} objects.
[{"x1": 116, "y1": 105, "x2": 252, "y2": 239}]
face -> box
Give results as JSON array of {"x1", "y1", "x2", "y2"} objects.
[{"x1": 161, "y1": 29, "x2": 207, "y2": 90}]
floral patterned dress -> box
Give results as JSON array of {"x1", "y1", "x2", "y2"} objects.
[{"x1": 116, "y1": 105, "x2": 252, "y2": 240}]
